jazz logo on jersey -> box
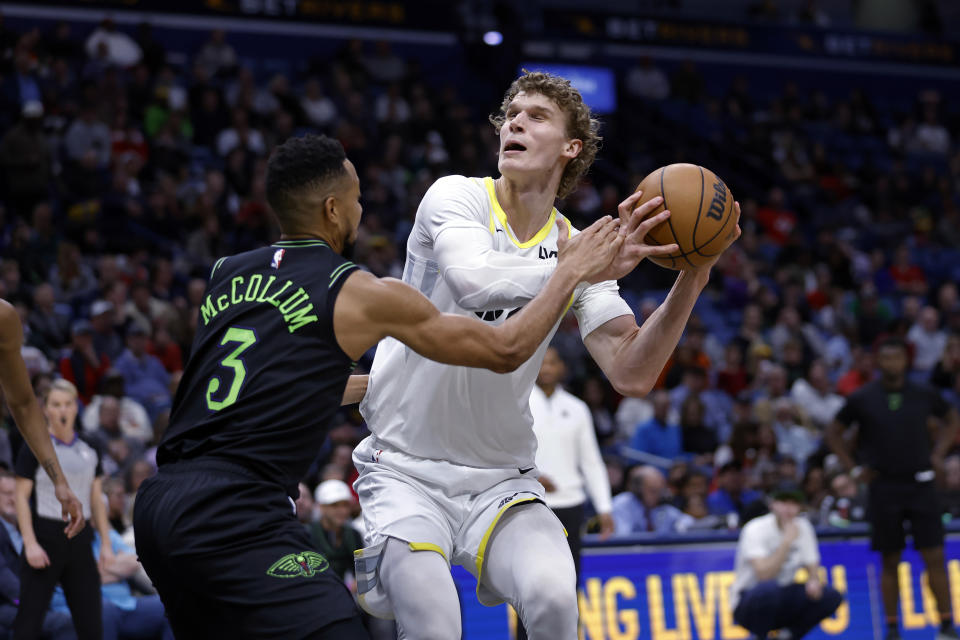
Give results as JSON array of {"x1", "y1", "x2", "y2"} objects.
[
  {"x1": 266, "y1": 551, "x2": 329, "y2": 579},
  {"x1": 271, "y1": 249, "x2": 285, "y2": 269}
]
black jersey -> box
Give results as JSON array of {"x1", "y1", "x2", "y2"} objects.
[
  {"x1": 835, "y1": 379, "x2": 950, "y2": 478},
  {"x1": 157, "y1": 238, "x2": 358, "y2": 496}
]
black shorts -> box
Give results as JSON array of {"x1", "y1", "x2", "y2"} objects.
[
  {"x1": 867, "y1": 477, "x2": 944, "y2": 553},
  {"x1": 133, "y1": 460, "x2": 367, "y2": 640}
]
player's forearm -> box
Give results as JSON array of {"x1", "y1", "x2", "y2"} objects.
[
  {"x1": 753, "y1": 541, "x2": 792, "y2": 581},
  {"x1": 933, "y1": 411, "x2": 960, "y2": 460},
  {"x1": 9, "y1": 400, "x2": 69, "y2": 490},
  {"x1": 14, "y1": 491, "x2": 38, "y2": 547},
  {"x1": 825, "y1": 422, "x2": 856, "y2": 470},
  {"x1": 493, "y1": 266, "x2": 581, "y2": 371},
  {"x1": 341, "y1": 375, "x2": 368, "y2": 405},
  {"x1": 436, "y1": 228, "x2": 555, "y2": 311},
  {"x1": 91, "y1": 481, "x2": 111, "y2": 542},
  {"x1": 609, "y1": 269, "x2": 709, "y2": 396}
]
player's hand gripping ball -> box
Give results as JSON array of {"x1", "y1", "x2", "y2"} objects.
[{"x1": 634, "y1": 163, "x2": 737, "y2": 270}]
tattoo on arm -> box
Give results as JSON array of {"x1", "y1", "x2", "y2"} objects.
[{"x1": 42, "y1": 460, "x2": 60, "y2": 484}]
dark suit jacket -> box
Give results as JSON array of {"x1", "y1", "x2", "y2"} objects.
[{"x1": 0, "y1": 521, "x2": 21, "y2": 606}]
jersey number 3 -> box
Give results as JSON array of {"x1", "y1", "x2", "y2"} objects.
[{"x1": 206, "y1": 327, "x2": 258, "y2": 411}]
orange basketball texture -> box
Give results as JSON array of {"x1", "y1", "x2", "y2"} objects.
[{"x1": 634, "y1": 163, "x2": 736, "y2": 270}]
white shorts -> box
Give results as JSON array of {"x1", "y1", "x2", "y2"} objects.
[{"x1": 352, "y1": 435, "x2": 557, "y2": 615}]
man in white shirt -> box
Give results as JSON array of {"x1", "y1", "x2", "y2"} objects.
[
  {"x1": 531, "y1": 347, "x2": 613, "y2": 567},
  {"x1": 731, "y1": 484, "x2": 842, "y2": 639},
  {"x1": 354, "y1": 71, "x2": 740, "y2": 639},
  {"x1": 519, "y1": 346, "x2": 613, "y2": 640}
]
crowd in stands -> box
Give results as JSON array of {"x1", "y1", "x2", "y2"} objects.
[{"x1": 0, "y1": 7, "x2": 959, "y2": 587}]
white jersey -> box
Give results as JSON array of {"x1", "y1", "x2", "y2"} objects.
[{"x1": 361, "y1": 175, "x2": 632, "y2": 469}]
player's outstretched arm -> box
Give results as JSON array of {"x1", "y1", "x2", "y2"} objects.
[
  {"x1": 334, "y1": 217, "x2": 623, "y2": 373},
  {"x1": 0, "y1": 300, "x2": 85, "y2": 538},
  {"x1": 582, "y1": 203, "x2": 742, "y2": 397}
]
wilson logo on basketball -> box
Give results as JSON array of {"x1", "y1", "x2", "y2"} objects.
[{"x1": 706, "y1": 179, "x2": 727, "y2": 221}]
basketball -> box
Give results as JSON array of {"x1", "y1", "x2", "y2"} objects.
[{"x1": 634, "y1": 163, "x2": 737, "y2": 270}]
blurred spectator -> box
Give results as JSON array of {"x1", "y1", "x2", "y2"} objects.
[
  {"x1": 215, "y1": 108, "x2": 265, "y2": 157},
  {"x1": 628, "y1": 390, "x2": 681, "y2": 460},
  {"x1": 28, "y1": 284, "x2": 70, "y2": 360},
  {"x1": 887, "y1": 245, "x2": 927, "y2": 297},
  {"x1": 113, "y1": 324, "x2": 171, "y2": 419},
  {"x1": 790, "y1": 360, "x2": 844, "y2": 429},
  {"x1": 307, "y1": 480, "x2": 362, "y2": 583},
  {"x1": 59, "y1": 319, "x2": 110, "y2": 405},
  {"x1": 716, "y1": 343, "x2": 749, "y2": 397},
  {"x1": 50, "y1": 528, "x2": 172, "y2": 640},
  {"x1": 931, "y1": 333, "x2": 960, "y2": 390},
  {"x1": 582, "y1": 377, "x2": 616, "y2": 446},
  {"x1": 624, "y1": 57, "x2": 669, "y2": 102},
  {"x1": 0, "y1": 101, "x2": 49, "y2": 216},
  {"x1": 363, "y1": 41, "x2": 406, "y2": 85},
  {"x1": 679, "y1": 395, "x2": 718, "y2": 461},
  {"x1": 195, "y1": 30, "x2": 236, "y2": 79},
  {"x1": 300, "y1": 78, "x2": 337, "y2": 130},
  {"x1": 836, "y1": 347, "x2": 875, "y2": 396},
  {"x1": 90, "y1": 300, "x2": 123, "y2": 362},
  {"x1": 818, "y1": 471, "x2": 867, "y2": 527},
  {"x1": 670, "y1": 60, "x2": 703, "y2": 103},
  {"x1": 147, "y1": 326, "x2": 182, "y2": 375},
  {"x1": 84, "y1": 18, "x2": 141, "y2": 67},
  {"x1": 907, "y1": 306, "x2": 947, "y2": 374},
  {"x1": 731, "y1": 483, "x2": 843, "y2": 639},
  {"x1": 81, "y1": 372, "x2": 152, "y2": 444},
  {"x1": 708, "y1": 461, "x2": 764, "y2": 526},
  {"x1": 0, "y1": 471, "x2": 75, "y2": 639},
  {"x1": 611, "y1": 466, "x2": 688, "y2": 535},
  {"x1": 103, "y1": 476, "x2": 130, "y2": 536},
  {"x1": 49, "y1": 242, "x2": 98, "y2": 307}
]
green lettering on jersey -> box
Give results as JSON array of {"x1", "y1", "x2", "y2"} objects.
[
  {"x1": 217, "y1": 294, "x2": 229, "y2": 311},
  {"x1": 200, "y1": 295, "x2": 217, "y2": 325},
  {"x1": 283, "y1": 303, "x2": 318, "y2": 333},
  {"x1": 256, "y1": 275, "x2": 277, "y2": 303},
  {"x1": 244, "y1": 274, "x2": 263, "y2": 301},
  {"x1": 278, "y1": 288, "x2": 308, "y2": 314},
  {"x1": 264, "y1": 281, "x2": 293, "y2": 307},
  {"x1": 231, "y1": 276, "x2": 245, "y2": 305}
]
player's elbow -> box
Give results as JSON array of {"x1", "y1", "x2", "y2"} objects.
[
  {"x1": 611, "y1": 375, "x2": 654, "y2": 399},
  {"x1": 492, "y1": 346, "x2": 526, "y2": 374}
]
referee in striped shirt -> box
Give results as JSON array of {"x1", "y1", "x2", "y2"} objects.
[{"x1": 14, "y1": 379, "x2": 111, "y2": 640}]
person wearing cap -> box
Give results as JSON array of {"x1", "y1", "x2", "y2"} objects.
[
  {"x1": 113, "y1": 324, "x2": 170, "y2": 421},
  {"x1": 307, "y1": 480, "x2": 363, "y2": 582},
  {"x1": 58, "y1": 319, "x2": 110, "y2": 406},
  {"x1": 731, "y1": 483, "x2": 843, "y2": 639},
  {"x1": 0, "y1": 100, "x2": 50, "y2": 216},
  {"x1": 89, "y1": 300, "x2": 123, "y2": 362}
]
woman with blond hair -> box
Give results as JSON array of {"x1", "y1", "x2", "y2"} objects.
[{"x1": 14, "y1": 378, "x2": 112, "y2": 639}]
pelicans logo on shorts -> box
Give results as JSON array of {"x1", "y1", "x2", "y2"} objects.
[{"x1": 266, "y1": 551, "x2": 329, "y2": 578}]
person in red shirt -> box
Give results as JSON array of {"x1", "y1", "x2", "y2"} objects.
[
  {"x1": 755, "y1": 187, "x2": 797, "y2": 247},
  {"x1": 59, "y1": 320, "x2": 110, "y2": 405},
  {"x1": 887, "y1": 244, "x2": 928, "y2": 297},
  {"x1": 836, "y1": 347, "x2": 875, "y2": 396}
]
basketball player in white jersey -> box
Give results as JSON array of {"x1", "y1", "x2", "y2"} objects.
[{"x1": 353, "y1": 71, "x2": 741, "y2": 639}]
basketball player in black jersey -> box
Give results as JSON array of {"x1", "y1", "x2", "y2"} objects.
[{"x1": 132, "y1": 134, "x2": 624, "y2": 639}]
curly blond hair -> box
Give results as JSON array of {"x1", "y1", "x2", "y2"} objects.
[{"x1": 489, "y1": 71, "x2": 601, "y2": 199}]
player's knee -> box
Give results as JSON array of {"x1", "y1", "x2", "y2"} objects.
[
  {"x1": 519, "y1": 562, "x2": 577, "y2": 623},
  {"x1": 401, "y1": 605, "x2": 461, "y2": 640}
]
